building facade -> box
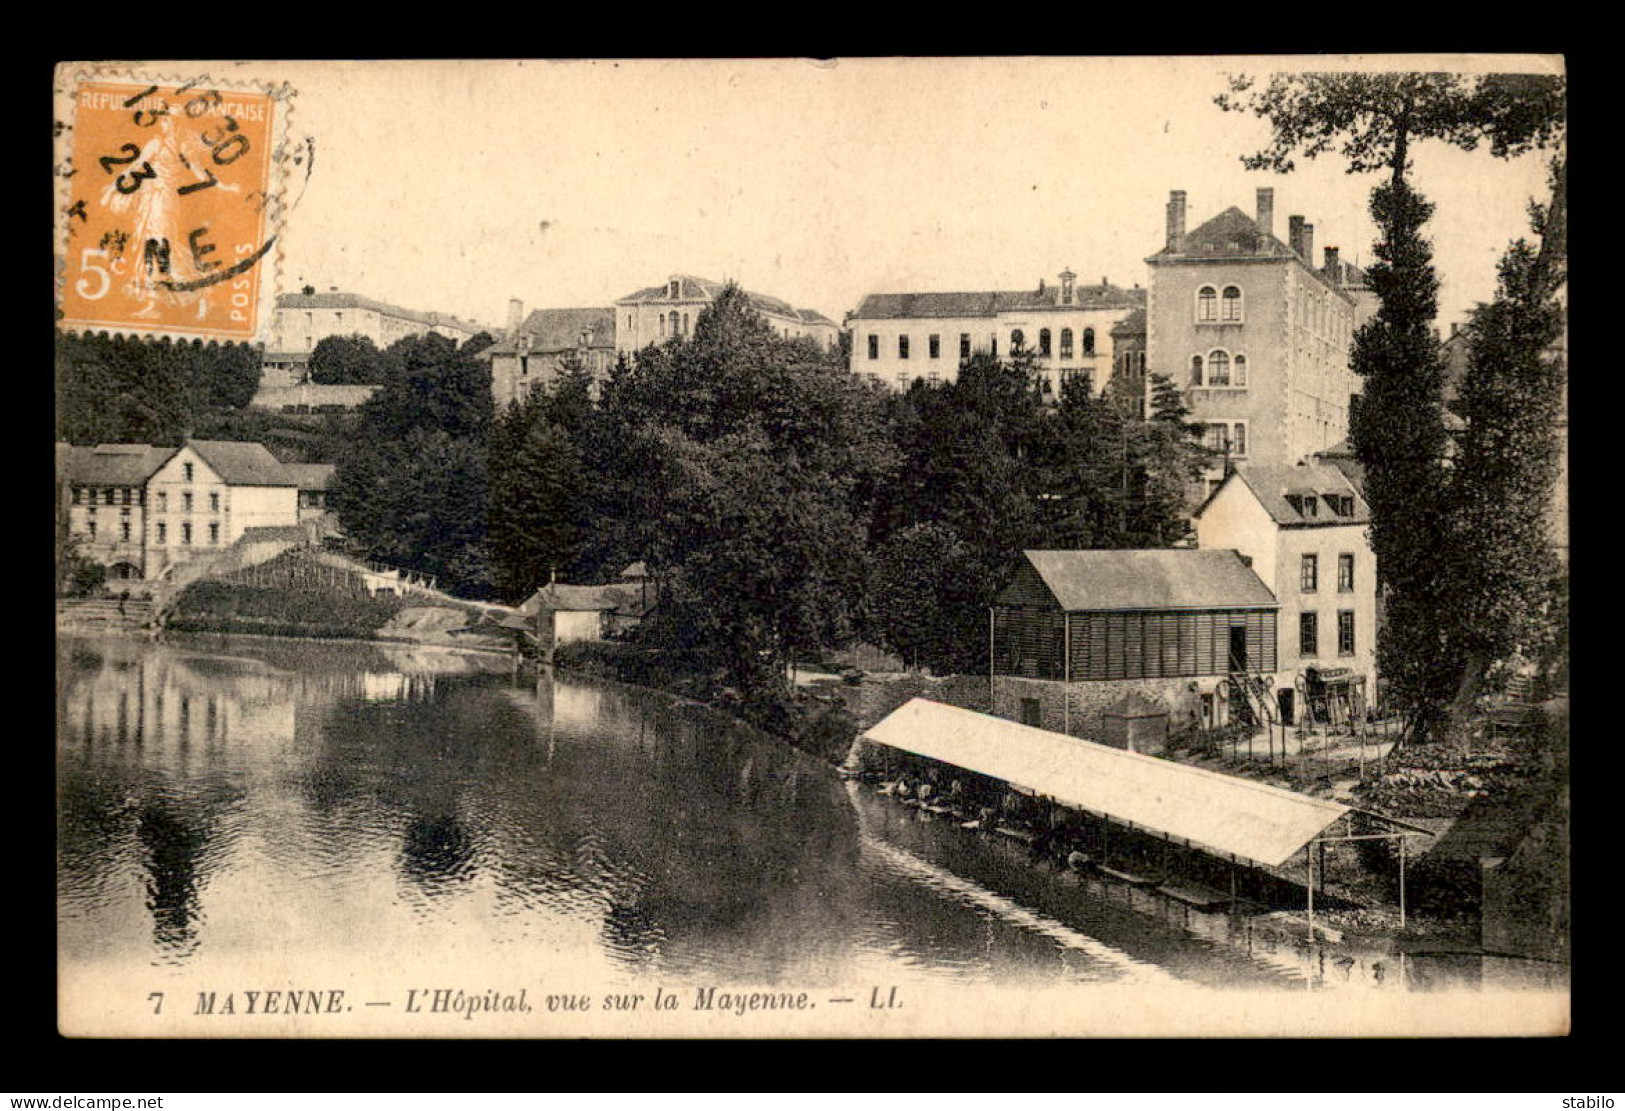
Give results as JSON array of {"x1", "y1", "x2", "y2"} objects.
[
  {"x1": 847, "y1": 271, "x2": 1145, "y2": 397},
  {"x1": 990, "y1": 548, "x2": 1279, "y2": 744},
  {"x1": 1147, "y1": 189, "x2": 1366, "y2": 490},
  {"x1": 614, "y1": 275, "x2": 838, "y2": 356},
  {"x1": 488, "y1": 303, "x2": 618, "y2": 409},
  {"x1": 262, "y1": 289, "x2": 489, "y2": 386},
  {"x1": 1193, "y1": 462, "x2": 1377, "y2": 724},
  {"x1": 59, "y1": 440, "x2": 305, "y2": 583}
]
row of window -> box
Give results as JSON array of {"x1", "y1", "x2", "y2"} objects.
[
  {"x1": 866, "y1": 328, "x2": 1098, "y2": 361},
  {"x1": 83, "y1": 490, "x2": 224, "y2": 513},
  {"x1": 1202, "y1": 422, "x2": 1247, "y2": 457},
  {"x1": 1288, "y1": 493, "x2": 1356, "y2": 519},
  {"x1": 1300, "y1": 553, "x2": 1357, "y2": 593},
  {"x1": 1300, "y1": 610, "x2": 1357, "y2": 657},
  {"x1": 658, "y1": 312, "x2": 691, "y2": 337},
  {"x1": 1190, "y1": 349, "x2": 1248, "y2": 388},
  {"x1": 85, "y1": 520, "x2": 220, "y2": 546},
  {"x1": 1195, "y1": 285, "x2": 1245, "y2": 324}
]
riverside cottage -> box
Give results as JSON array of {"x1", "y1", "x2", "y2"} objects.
[{"x1": 990, "y1": 549, "x2": 1279, "y2": 749}]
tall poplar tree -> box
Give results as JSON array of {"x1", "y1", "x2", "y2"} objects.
[{"x1": 1217, "y1": 70, "x2": 1565, "y2": 742}]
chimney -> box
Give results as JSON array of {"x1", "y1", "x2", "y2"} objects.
[
  {"x1": 1288, "y1": 216, "x2": 1305, "y2": 257},
  {"x1": 507, "y1": 298, "x2": 524, "y2": 336},
  {"x1": 1324, "y1": 246, "x2": 1340, "y2": 275},
  {"x1": 1301, "y1": 223, "x2": 1315, "y2": 268},
  {"x1": 1166, "y1": 190, "x2": 1187, "y2": 250},
  {"x1": 1450, "y1": 322, "x2": 1460, "y2": 337},
  {"x1": 1255, "y1": 187, "x2": 1275, "y2": 239}
]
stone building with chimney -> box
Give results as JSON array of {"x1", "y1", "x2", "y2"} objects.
[
  {"x1": 1146, "y1": 188, "x2": 1370, "y2": 491},
  {"x1": 488, "y1": 299, "x2": 618, "y2": 409}
]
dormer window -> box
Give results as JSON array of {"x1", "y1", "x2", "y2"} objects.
[{"x1": 669, "y1": 279, "x2": 681, "y2": 299}]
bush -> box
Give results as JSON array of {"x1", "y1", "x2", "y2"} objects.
[{"x1": 169, "y1": 580, "x2": 407, "y2": 638}]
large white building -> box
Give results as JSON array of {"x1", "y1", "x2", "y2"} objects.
[
  {"x1": 613, "y1": 274, "x2": 839, "y2": 356},
  {"x1": 847, "y1": 270, "x2": 1144, "y2": 398},
  {"x1": 58, "y1": 440, "x2": 329, "y2": 582},
  {"x1": 262, "y1": 288, "x2": 491, "y2": 386}
]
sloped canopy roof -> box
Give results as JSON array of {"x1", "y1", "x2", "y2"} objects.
[
  {"x1": 853, "y1": 284, "x2": 1144, "y2": 321},
  {"x1": 280, "y1": 463, "x2": 336, "y2": 491},
  {"x1": 1007, "y1": 549, "x2": 1277, "y2": 612},
  {"x1": 520, "y1": 582, "x2": 653, "y2": 617},
  {"x1": 862, "y1": 699, "x2": 1348, "y2": 868}
]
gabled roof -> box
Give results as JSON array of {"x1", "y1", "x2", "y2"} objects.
[
  {"x1": 520, "y1": 582, "x2": 654, "y2": 617},
  {"x1": 490, "y1": 307, "x2": 616, "y2": 356},
  {"x1": 1151, "y1": 206, "x2": 1298, "y2": 262},
  {"x1": 58, "y1": 443, "x2": 175, "y2": 487},
  {"x1": 1005, "y1": 549, "x2": 1277, "y2": 612},
  {"x1": 280, "y1": 463, "x2": 337, "y2": 491},
  {"x1": 1213, "y1": 464, "x2": 1370, "y2": 527},
  {"x1": 797, "y1": 308, "x2": 838, "y2": 327},
  {"x1": 852, "y1": 283, "x2": 1144, "y2": 321},
  {"x1": 186, "y1": 440, "x2": 297, "y2": 487}
]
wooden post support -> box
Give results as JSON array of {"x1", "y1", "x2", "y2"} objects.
[
  {"x1": 1306, "y1": 841, "x2": 1315, "y2": 942},
  {"x1": 1063, "y1": 612, "x2": 1071, "y2": 738},
  {"x1": 1399, "y1": 834, "x2": 1408, "y2": 929}
]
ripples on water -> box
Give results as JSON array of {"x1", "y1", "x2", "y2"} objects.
[{"x1": 57, "y1": 634, "x2": 1560, "y2": 996}]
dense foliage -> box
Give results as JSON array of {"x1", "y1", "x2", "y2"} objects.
[
  {"x1": 1221, "y1": 70, "x2": 1567, "y2": 742},
  {"x1": 56, "y1": 332, "x2": 262, "y2": 444}
]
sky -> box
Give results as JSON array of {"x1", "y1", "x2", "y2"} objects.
[{"x1": 226, "y1": 55, "x2": 1561, "y2": 335}]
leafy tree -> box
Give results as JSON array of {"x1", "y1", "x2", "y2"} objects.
[
  {"x1": 1218, "y1": 70, "x2": 1565, "y2": 742},
  {"x1": 332, "y1": 332, "x2": 494, "y2": 597},
  {"x1": 488, "y1": 389, "x2": 586, "y2": 603},
  {"x1": 56, "y1": 333, "x2": 261, "y2": 444},
  {"x1": 309, "y1": 334, "x2": 388, "y2": 385},
  {"x1": 868, "y1": 522, "x2": 991, "y2": 673},
  {"x1": 1443, "y1": 158, "x2": 1567, "y2": 717}
]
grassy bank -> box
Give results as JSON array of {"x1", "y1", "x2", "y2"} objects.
[{"x1": 165, "y1": 580, "x2": 410, "y2": 640}]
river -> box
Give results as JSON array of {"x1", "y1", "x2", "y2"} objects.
[{"x1": 56, "y1": 634, "x2": 1568, "y2": 1036}]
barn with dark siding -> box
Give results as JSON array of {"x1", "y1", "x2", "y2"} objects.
[{"x1": 991, "y1": 549, "x2": 1279, "y2": 748}]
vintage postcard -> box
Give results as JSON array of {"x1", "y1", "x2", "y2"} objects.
[{"x1": 53, "y1": 56, "x2": 1568, "y2": 1038}]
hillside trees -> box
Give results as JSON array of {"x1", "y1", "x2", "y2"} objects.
[
  {"x1": 56, "y1": 333, "x2": 260, "y2": 444},
  {"x1": 331, "y1": 332, "x2": 495, "y2": 597}
]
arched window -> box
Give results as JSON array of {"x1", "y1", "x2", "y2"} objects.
[
  {"x1": 1197, "y1": 286, "x2": 1218, "y2": 322},
  {"x1": 1011, "y1": 329, "x2": 1025, "y2": 352},
  {"x1": 1039, "y1": 328, "x2": 1052, "y2": 357},
  {"x1": 1190, "y1": 355, "x2": 1204, "y2": 385},
  {"x1": 1234, "y1": 354, "x2": 1248, "y2": 387},
  {"x1": 1208, "y1": 349, "x2": 1231, "y2": 386},
  {"x1": 682, "y1": 313, "x2": 690, "y2": 334},
  {"x1": 1222, "y1": 285, "x2": 1244, "y2": 322},
  {"x1": 659, "y1": 313, "x2": 667, "y2": 336},
  {"x1": 1082, "y1": 327, "x2": 1095, "y2": 354},
  {"x1": 1059, "y1": 329, "x2": 1074, "y2": 359}
]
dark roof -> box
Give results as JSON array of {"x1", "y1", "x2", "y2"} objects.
[
  {"x1": 188, "y1": 440, "x2": 297, "y2": 486},
  {"x1": 797, "y1": 308, "x2": 838, "y2": 327},
  {"x1": 1224, "y1": 464, "x2": 1370, "y2": 527},
  {"x1": 1008, "y1": 549, "x2": 1277, "y2": 612},
  {"x1": 236, "y1": 525, "x2": 308, "y2": 545},
  {"x1": 1110, "y1": 307, "x2": 1147, "y2": 337},
  {"x1": 280, "y1": 463, "x2": 336, "y2": 491},
  {"x1": 853, "y1": 283, "x2": 1144, "y2": 321},
  {"x1": 520, "y1": 582, "x2": 654, "y2": 617},
  {"x1": 274, "y1": 291, "x2": 486, "y2": 334},
  {"x1": 58, "y1": 443, "x2": 174, "y2": 487},
  {"x1": 1152, "y1": 206, "x2": 1298, "y2": 261},
  {"x1": 490, "y1": 307, "x2": 616, "y2": 356}
]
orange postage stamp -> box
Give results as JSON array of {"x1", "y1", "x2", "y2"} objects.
[{"x1": 53, "y1": 66, "x2": 294, "y2": 341}]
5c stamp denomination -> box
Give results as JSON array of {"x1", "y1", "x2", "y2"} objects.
[{"x1": 53, "y1": 66, "x2": 294, "y2": 341}]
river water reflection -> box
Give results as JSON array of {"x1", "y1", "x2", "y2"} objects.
[{"x1": 57, "y1": 634, "x2": 1566, "y2": 1032}]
